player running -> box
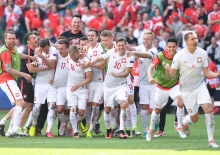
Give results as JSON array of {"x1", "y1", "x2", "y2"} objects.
[
  {"x1": 165, "y1": 31, "x2": 220, "y2": 148},
  {"x1": 146, "y1": 37, "x2": 186, "y2": 141}
]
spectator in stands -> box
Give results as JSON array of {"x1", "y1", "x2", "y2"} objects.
[
  {"x1": 73, "y1": 0, "x2": 86, "y2": 15},
  {"x1": 159, "y1": 31, "x2": 169, "y2": 49},
  {"x1": 6, "y1": 4, "x2": 18, "y2": 31},
  {"x1": 133, "y1": 12, "x2": 142, "y2": 29},
  {"x1": 126, "y1": 0, "x2": 140, "y2": 22},
  {"x1": 177, "y1": 23, "x2": 194, "y2": 48},
  {"x1": 40, "y1": 19, "x2": 50, "y2": 39},
  {"x1": 195, "y1": 31, "x2": 205, "y2": 49},
  {"x1": 151, "y1": 8, "x2": 163, "y2": 36},
  {"x1": 207, "y1": 36, "x2": 220, "y2": 64},
  {"x1": 64, "y1": 8, "x2": 72, "y2": 29},
  {"x1": 4, "y1": 0, "x2": 22, "y2": 18},
  {"x1": 194, "y1": 16, "x2": 207, "y2": 39},
  {"x1": 54, "y1": 0, "x2": 73, "y2": 17},
  {"x1": 25, "y1": 1, "x2": 36, "y2": 32},
  {"x1": 88, "y1": 8, "x2": 102, "y2": 30},
  {"x1": 81, "y1": 21, "x2": 89, "y2": 34},
  {"x1": 46, "y1": 28, "x2": 56, "y2": 44},
  {"x1": 15, "y1": 38, "x2": 25, "y2": 53},
  {"x1": 55, "y1": 17, "x2": 64, "y2": 39},
  {"x1": 31, "y1": 7, "x2": 45, "y2": 31},
  {"x1": 184, "y1": 0, "x2": 196, "y2": 22},
  {"x1": 0, "y1": 39, "x2": 3, "y2": 49},
  {"x1": 207, "y1": 3, "x2": 220, "y2": 33},
  {"x1": 82, "y1": 6, "x2": 94, "y2": 26},
  {"x1": 206, "y1": 53, "x2": 220, "y2": 114},
  {"x1": 204, "y1": 27, "x2": 214, "y2": 49},
  {"x1": 201, "y1": 0, "x2": 218, "y2": 13},
  {"x1": 142, "y1": 12, "x2": 153, "y2": 30},
  {"x1": 47, "y1": 4, "x2": 60, "y2": 31},
  {"x1": 15, "y1": 0, "x2": 27, "y2": 10},
  {"x1": 117, "y1": 11, "x2": 133, "y2": 28},
  {"x1": 168, "y1": 12, "x2": 184, "y2": 39},
  {"x1": 12, "y1": 18, "x2": 24, "y2": 39},
  {"x1": 153, "y1": 37, "x2": 163, "y2": 53},
  {"x1": 90, "y1": 0, "x2": 102, "y2": 15},
  {"x1": 126, "y1": 27, "x2": 138, "y2": 46},
  {"x1": 133, "y1": 21, "x2": 147, "y2": 45}
]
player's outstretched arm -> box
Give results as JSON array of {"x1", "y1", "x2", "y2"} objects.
[
  {"x1": 90, "y1": 56, "x2": 105, "y2": 66},
  {"x1": 26, "y1": 63, "x2": 50, "y2": 73},
  {"x1": 18, "y1": 53, "x2": 36, "y2": 62},
  {"x1": 132, "y1": 51, "x2": 152, "y2": 59},
  {"x1": 147, "y1": 63, "x2": 156, "y2": 84},
  {"x1": 4, "y1": 64, "x2": 32, "y2": 83},
  {"x1": 203, "y1": 67, "x2": 220, "y2": 78},
  {"x1": 91, "y1": 59, "x2": 106, "y2": 70},
  {"x1": 109, "y1": 67, "x2": 132, "y2": 78}
]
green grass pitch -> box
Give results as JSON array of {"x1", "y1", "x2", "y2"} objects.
[{"x1": 0, "y1": 111, "x2": 219, "y2": 155}]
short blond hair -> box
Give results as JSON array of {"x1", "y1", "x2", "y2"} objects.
[
  {"x1": 184, "y1": 31, "x2": 196, "y2": 41},
  {"x1": 68, "y1": 45, "x2": 79, "y2": 55},
  {"x1": 143, "y1": 30, "x2": 154, "y2": 39},
  {"x1": 100, "y1": 30, "x2": 113, "y2": 38}
]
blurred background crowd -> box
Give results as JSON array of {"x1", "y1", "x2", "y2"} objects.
[{"x1": 0, "y1": 0, "x2": 220, "y2": 64}]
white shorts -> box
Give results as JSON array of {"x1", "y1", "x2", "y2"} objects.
[
  {"x1": 88, "y1": 82, "x2": 103, "y2": 104},
  {"x1": 34, "y1": 84, "x2": 56, "y2": 104},
  {"x1": 127, "y1": 76, "x2": 134, "y2": 95},
  {"x1": 139, "y1": 84, "x2": 156, "y2": 109},
  {"x1": 56, "y1": 86, "x2": 67, "y2": 106},
  {"x1": 66, "y1": 87, "x2": 88, "y2": 110},
  {"x1": 104, "y1": 84, "x2": 128, "y2": 109},
  {"x1": 182, "y1": 82, "x2": 211, "y2": 116},
  {"x1": 155, "y1": 85, "x2": 181, "y2": 109},
  {"x1": 0, "y1": 80, "x2": 22, "y2": 104}
]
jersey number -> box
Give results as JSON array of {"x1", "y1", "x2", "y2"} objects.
[
  {"x1": 114, "y1": 62, "x2": 121, "y2": 69},
  {"x1": 61, "y1": 62, "x2": 66, "y2": 69}
]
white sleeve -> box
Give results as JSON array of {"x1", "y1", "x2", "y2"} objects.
[
  {"x1": 134, "y1": 45, "x2": 141, "y2": 52},
  {"x1": 50, "y1": 49, "x2": 58, "y2": 60},
  {"x1": 171, "y1": 53, "x2": 180, "y2": 69},
  {"x1": 84, "y1": 67, "x2": 92, "y2": 72},
  {"x1": 126, "y1": 56, "x2": 134, "y2": 68},
  {"x1": 202, "y1": 51, "x2": 208, "y2": 67},
  {"x1": 102, "y1": 49, "x2": 114, "y2": 60},
  {"x1": 148, "y1": 48, "x2": 158, "y2": 59}
]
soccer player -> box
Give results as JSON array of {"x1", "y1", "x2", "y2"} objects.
[
  {"x1": 0, "y1": 31, "x2": 32, "y2": 137},
  {"x1": 49, "y1": 39, "x2": 70, "y2": 136},
  {"x1": 90, "y1": 37, "x2": 134, "y2": 139},
  {"x1": 146, "y1": 37, "x2": 186, "y2": 141},
  {"x1": 85, "y1": 29, "x2": 106, "y2": 138},
  {"x1": 131, "y1": 30, "x2": 158, "y2": 138},
  {"x1": 165, "y1": 31, "x2": 220, "y2": 148},
  {"x1": 67, "y1": 45, "x2": 92, "y2": 138},
  {"x1": 27, "y1": 38, "x2": 58, "y2": 138}
]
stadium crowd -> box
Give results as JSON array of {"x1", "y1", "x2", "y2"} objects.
[{"x1": 0, "y1": 0, "x2": 220, "y2": 148}]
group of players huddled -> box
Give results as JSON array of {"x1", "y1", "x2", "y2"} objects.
[{"x1": 0, "y1": 14, "x2": 219, "y2": 148}]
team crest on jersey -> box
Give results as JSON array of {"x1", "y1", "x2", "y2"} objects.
[
  {"x1": 46, "y1": 54, "x2": 50, "y2": 58},
  {"x1": 122, "y1": 58, "x2": 126, "y2": 63},
  {"x1": 197, "y1": 57, "x2": 202, "y2": 63},
  {"x1": 93, "y1": 51, "x2": 97, "y2": 56},
  {"x1": 15, "y1": 93, "x2": 20, "y2": 97}
]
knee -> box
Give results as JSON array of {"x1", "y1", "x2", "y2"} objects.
[
  {"x1": 120, "y1": 101, "x2": 127, "y2": 110},
  {"x1": 191, "y1": 115, "x2": 199, "y2": 123},
  {"x1": 105, "y1": 107, "x2": 111, "y2": 114},
  {"x1": 78, "y1": 110, "x2": 85, "y2": 117},
  {"x1": 128, "y1": 96, "x2": 134, "y2": 105},
  {"x1": 142, "y1": 104, "x2": 149, "y2": 110},
  {"x1": 154, "y1": 108, "x2": 161, "y2": 114}
]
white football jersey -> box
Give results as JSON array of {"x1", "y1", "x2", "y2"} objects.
[
  {"x1": 102, "y1": 49, "x2": 134, "y2": 88},
  {"x1": 52, "y1": 54, "x2": 70, "y2": 88},
  {"x1": 67, "y1": 57, "x2": 92, "y2": 88},
  {"x1": 87, "y1": 43, "x2": 105, "y2": 82},
  {"x1": 36, "y1": 46, "x2": 58, "y2": 85},
  {"x1": 135, "y1": 45, "x2": 158, "y2": 85},
  {"x1": 171, "y1": 47, "x2": 208, "y2": 91}
]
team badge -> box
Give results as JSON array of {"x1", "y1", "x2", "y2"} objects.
[
  {"x1": 122, "y1": 58, "x2": 126, "y2": 63},
  {"x1": 197, "y1": 57, "x2": 202, "y2": 63}
]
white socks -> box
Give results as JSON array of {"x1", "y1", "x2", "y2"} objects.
[
  {"x1": 89, "y1": 106, "x2": 99, "y2": 132},
  {"x1": 57, "y1": 113, "x2": 65, "y2": 124},
  {"x1": 85, "y1": 106, "x2": 91, "y2": 125},
  {"x1": 205, "y1": 114, "x2": 214, "y2": 141},
  {"x1": 46, "y1": 108, "x2": 55, "y2": 133},
  {"x1": 119, "y1": 110, "x2": 125, "y2": 131},
  {"x1": 141, "y1": 109, "x2": 148, "y2": 132},
  {"x1": 149, "y1": 110, "x2": 160, "y2": 131},
  {"x1": 32, "y1": 104, "x2": 41, "y2": 126},
  {"x1": 12, "y1": 106, "x2": 22, "y2": 130},
  {"x1": 182, "y1": 115, "x2": 193, "y2": 125},
  {"x1": 69, "y1": 111, "x2": 78, "y2": 133},
  {"x1": 0, "y1": 117, "x2": 7, "y2": 125},
  {"x1": 129, "y1": 104, "x2": 137, "y2": 128},
  {"x1": 25, "y1": 112, "x2": 33, "y2": 128},
  {"x1": 176, "y1": 106, "x2": 184, "y2": 128},
  {"x1": 104, "y1": 111, "x2": 111, "y2": 129},
  {"x1": 125, "y1": 108, "x2": 131, "y2": 130}
]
